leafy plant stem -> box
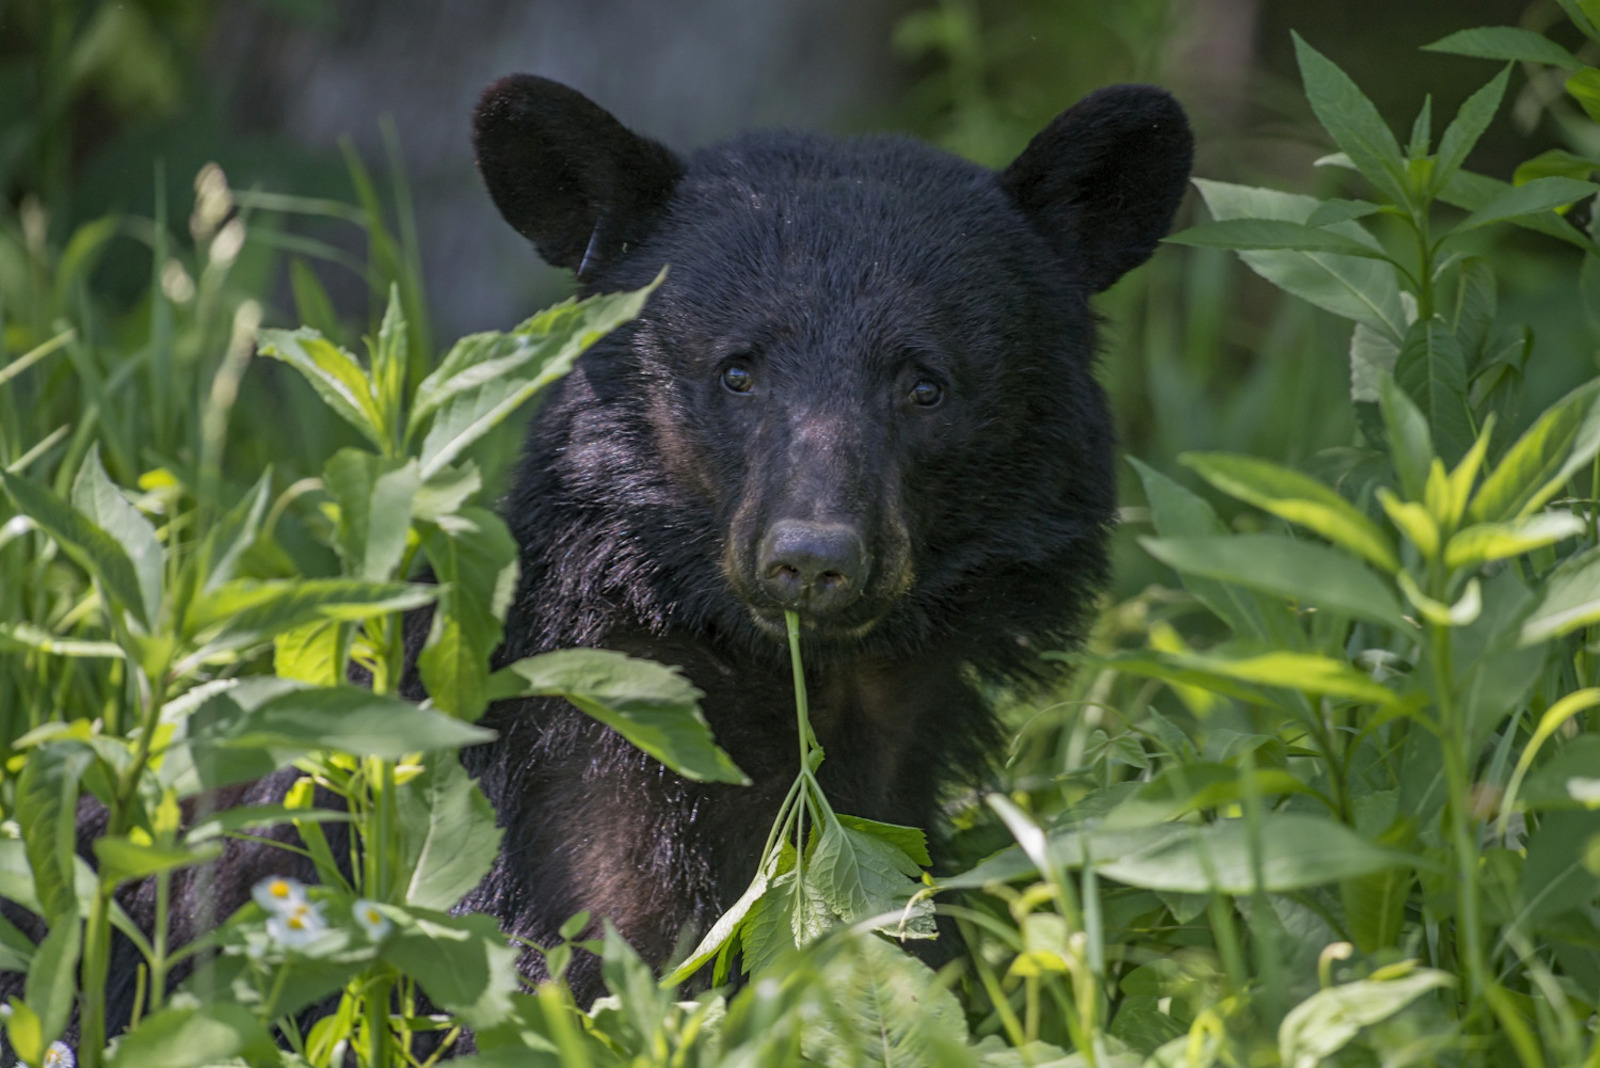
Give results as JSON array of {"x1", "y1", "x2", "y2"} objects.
[
  {"x1": 1414, "y1": 207, "x2": 1436, "y2": 321},
  {"x1": 1429, "y1": 619, "x2": 1485, "y2": 1006},
  {"x1": 364, "y1": 973, "x2": 394, "y2": 1068}
]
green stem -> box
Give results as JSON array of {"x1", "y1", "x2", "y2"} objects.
[
  {"x1": 364, "y1": 974, "x2": 394, "y2": 1068},
  {"x1": 1429, "y1": 620, "x2": 1484, "y2": 1003}
]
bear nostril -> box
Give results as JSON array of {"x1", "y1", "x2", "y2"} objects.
[{"x1": 757, "y1": 521, "x2": 867, "y2": 614}]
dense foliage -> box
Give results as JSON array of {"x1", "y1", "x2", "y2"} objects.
[{"x1": 3, "y1": 2, "x2": 1600, "y2": 1066}]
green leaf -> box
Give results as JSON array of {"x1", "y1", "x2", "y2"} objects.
[
  {"x1": 1471, "y1": 379, "x2": 1600, "y2": 522},
  {"x1": 1515, "y1": 147, "x2": 1599, "y2": 185},
  {"x1": 1350, "y1": 321, "x2": 1400, "y2": 404},
  {"x1": 1192, "y1": 180, "x2": 1406, "y2": 337},
  {"x1": 419, "y1": 508, "x2": 520, "y2": 720},
  {"x1": 489, "y1": 649, "x2": 747, "y2": 784},
  {"x1": 1142, "y1": 534, "x2": 1406, "y2": 630},
  {"x1": 200, "y1": 470, "x2": 271, "y2": 594},
  {"x1": 1518, "y1": 735, "x2": 1600, "y2": 810},
  {"x1": 187, "y1": 578, "x2": 435, "y2": 648},
  {"x1": 24, "y1": 906, "x2": 79, "y2": 1057},
  {"x1": 1448, "y1": 256, "x2": 1497, "y2": 369},
  {"x1": 208, "y1": 684, "x2": 495, "y2": 758},
  {"x1": 1165, "y1": 219, "x2": 1389, "y2": 259},
  {"x1": 1279, "y1": 969, "x2": 1453, "y2": 1068},
  {"x1": 803, "y1": 935, "x2": 969, "y2": 1068},
  {"x1": 1521, "y1": 547, "x2": 1600, "y2": 643},
  {"x1": 288, "y1": 257, "x2": 342, "y2": 340},
  {"x1": 1099, "y1": 814, "x2": 1414, "y2": 894},
  {"x1": 1567, "y1": 67, "x2": 1600, "y2": 124},
  {"x1": 415, "y1": 275, "x2": 662, "y2": 479},
  {"x1": 0, "y1": 622, "x2": 124, "y2": 659},
  {"x1": 272, "y1": 619, "x2": 343, "y2": 685},
  {"x1": 1381, "y1": 371, "x2": 1435, "y2": 503},
  {"x1": 663, "y1": 860, "x2": 775, "y2": 985},
  {"x1": 71, "y1": 444, "x2": 163, "y2": 627},
  {"x1": 1394, "y1": 318, "x2": 1472, "y2": 466},
  {"x1": 93, "y1": 835, "x2": 222, "y2": 886},
  {"x1": 1180, "y1": 453, "x2": 1399, "y2": 572},
  {"x1": 381, "y1": 908, "x2": 520, "y2": 1029},
  {"x1": 1451, "y1": 175, "x2": 1600, "y2": 234},
  {"x1": 1519, "y1": 811, "x2": 1600, "y2": 923},
  {"x1": 1422, "y1": 27, "x2": 1582, "y2": 70},
  {"x1": 1439, "y1": 168, "x2": 1596, "y2": 251},
  {"x1": 1101, "y1": 647, "x2": 1403, "y2": 709},
  {"x1": 323, "y1": 450, "x2": 420, "y2": 581},
  {"x1": 16, "y1": 742, "x2": 93, "y2": 922},
  {"x1": 1444, "y1": 513, "x2": 1585, "y2": 570},
  {"x1": 1293, "y1": 33, "x2": 1408, "y2": 206},
  {"x1": 105, "y1": 1003, "x2": 278, "y2": 1068},
  {"x1": 397, "y1": 752, "x2": 504, "y2": 911},
  {"x1": 257, "y1": 327, "x2": 384, "y2": 447},
  {"x1": 0, "y1": 466, "x2": 152, "y2": 629},
  {"x1": 1434, "y1": 65, "x2": 1512, "y2": 193},
  {"x1": 809, "y1": 817, "x2": 935, "y2": 937}
]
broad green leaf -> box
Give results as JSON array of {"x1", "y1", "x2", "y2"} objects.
[
  {"x1": 93, "y1": 835, "x2": 222, "y2": 886},
  {"x1": 187, "y1": 578, "x2": 435, "y2": 647},
  {"x1": 323, "y1": 450, "x2": 420, "y2": 581},
  {"x1": 381, "y1": 908, "x2": 520, "y2": 1029},
  {"x1": 416, "y1": 274, "x2": 662, "y2": 479},
  {"x1": 209, "y1": 684, "x2": 495, "y2": 758},
  {"x1": 419, "y1": 508, "x2": 520, "y2": 720},
  {"x1": 24, "y1": 906, "x2": 79, "y2": 1057},
  {"x1": 1279, "y1": 969, "x2": 1453, "y2": 1068},
  {"x1": 71, "y1": 444, "x2": 163, "y2": 627},
  {"x1": 1444, "y1": 512, "x2": 1585, "y2": 570},
  {"x1": 1471, "y1": 379, "x2": 1600, "y2": 522},
  {"x1": 936, "y1": 825, "x2": 1187, "y2": 891},
  {"x1": 1434, "y1": 65, "x2": 1512, "y2": 193},
  {"x1": 1193, "y1": 180, "x2": 1406, "y2": 337},
  {"x1": 1103, "y1": 647, "x2": 1403, "y2": 709},
  {"x1": 105, "y1": 1003, "x2": 278, "y2": 1068},
  {"x1": 1519, "y1": 811, "x2": 1600, "y2": 923},
  {"x1": 1305, "y1": 198, "x2": 1384, "y2": 225},
  {"x1": 1439, "y1": 168, "x2": 1596, "y2": 251},
  {"x1": 1129, "y1": 458, "x2": 1299, "y2": 643},
  {"x1": 1293, "y1": 33, "x2": 1408, "y2": 206},
  {"x1": 1395, "y1": 318, "x2": 1472, "y2": 466},
  {"x1": 1520, "y1": 547, "x2": 1600, "y2": 643},
  {"x1": 200, "y1": 469, "x2": 271, "y2": 594},
  {"x1": 1422, "y1": 27, "x2": 1582, "y2": 71},
  {"x1": 397, "y1": 752, "x2": 504, "y2": 911},
  {"x1": 1100, "y1": 814, "x2": 1414, "y2": 894},
  {"x1": 272, "y1": 619, "x2": 343, "y2": 685},
  {"x1": 803, "y1": 934, "x2": 969, "y2": 1068},
  {"x1": 257, "y1": 327, "x2": 384, "y2": 447},
  {"x1": 1380, "y1": 373, "x2": 1434, "y2": 502},
  {"x1": 489, "y1": 649, "x2": 747, "y2": 784},
  {"x1": 1568, "y1": 67, "x2": 1600, "y2": 124},
  {"x1": 1165, "y1": 219, "x2": 1389, "y2": 259},
  {"x1": 838, "y1": 814, "x2": 931, "y2": 867},
  {"x1": 1141, "y1": 534, "x2": 1408, "y2": 630},
  {"x1": 16, "y1": 742, "x2": 93, "y2": 922},
  {"x1": 1447, "y1": 257, "x2": 1497, "y2": 369},
  {"x1": 0, "y1": 466, "x2": 151, "y2": 628},
  {"x1": 1180, "y1": 452, "x2": 1399, "y2": 572},
  {"x1": 1451, "y1": 175, "x2": 1600, "y2": 234},
  {"x1": 1515, "y1": 148, "x2": 1600, "y2": 185},
  {"x1": 809, "y1": 817, "x2": 934, "y2": 937},
  {"x1": 1349, "y1": 321, "x2": 1399, "y2": 403},
  {"x1": 664, "y1": 860, "x2": 774, "y2": 985}
]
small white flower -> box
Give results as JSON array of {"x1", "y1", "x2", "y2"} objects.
[
  {"x1": 252, "y1": 875, "x2": 309, "y2": 914},
  {"x1": 352, "y1": 898, "x2": 393, "y2": 941},
  {"x1": 44, "y1": 1040, "x2": 76, "y2": 1067},
  {"x1": 266, "y1": 900, "x2": 327, "y2": 949},
  {"x1": 0, "y1": 1000, "x2": 12, "y2": 1019}
]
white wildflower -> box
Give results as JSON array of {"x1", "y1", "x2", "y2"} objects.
[
  {"x1": 266, "y1": 900, "x2": 327, "y2": 949},
  {"x1": 44, "y1": 1040, "x2": 76, "y2": 1067},
  {"x1": 252, "y1": 875, "x2": 309, "y2": 914},
  {"x1": 352, "y1": 898, "x2": 393, "y2": 941}
]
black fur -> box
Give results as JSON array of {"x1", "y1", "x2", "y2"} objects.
[{"x1": 1, "y1": 75, "x2": 1192, "y2": 1037}]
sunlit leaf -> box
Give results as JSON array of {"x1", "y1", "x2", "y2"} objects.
[{"x1": 1279, "y1": 969, "x2": 1453, "y2": 1068}]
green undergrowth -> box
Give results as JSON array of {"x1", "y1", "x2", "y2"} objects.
[{"x1": 3, "y1": 2, "x2": 1600, "y2": 1066}]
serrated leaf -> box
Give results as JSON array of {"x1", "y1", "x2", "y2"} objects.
[
  {"x1": 1293, "y1": 33, "x2": 1409, "y2": 205},
  {"x1": 1350, "y1": 321, "x2": 1400, "y2": 403},
  {"x1": 257, "y1": 327, "x2": 384, "y2": 447},
  {"x1": 1471, "y1": 379, "x2": 1600, "y2": 522},
  {"x1": 1434, "y1": 65, "x2": 1512, "y2": 193},
  {"x1": 1180, "y1": 452, "x2": 1399, "y2": 572},
  {"x1": 803, "y1": 935, "x2": 969, "y2": 1068},
  {"x1": 272, "y1": 619, "x2": 343, "y2": 685},
  {"x1": 381, "y1": 908, "x2": 521, "y2": 1029},
  {"x1": 1394, "y1": 318, "x2": 1472, "y2": 466},
  {"x1": 1142, "y1": 534, "x2": 1408, "y2": 630},
  {"x1": 16, "y1": 742, "x2": 93, "y2": 921},
  {"x1": 71, "y1": 444, "x2": 163, "y2": 627},
  {"x1": 489, "y1": 648, "x2": 747, "y2": 784},
  {"x1": 324, "y1": 450, "x2": 420, "y2": 581},
  {"x1": 1439, "y1": 168, "x2": 1596, "y2": 251},
  {"x1": 1452, "y1": 175, "x2": 1600, "y2": 233},
  {"x1": 664, "y1": 863, "x2": 774, "y2": 985},
  {"x1": 1422, "y1": 27, "x2": 1581, "y2": 70},
  {"x1": 397, "y1": 752, "x2": 504, "y2": 911},
  {"x1": 1193, "y1": 179, "x2": 1406, "y2": 336},
  {"x1": 419, "y1": 508, "x2": 519, "y2": 720},
  {"x1": 809, "y1": 817, "x2": 934, "y2": 936},
  {"x1": 1165, "y1": 219, "x2": 1389, "y2": 258}
]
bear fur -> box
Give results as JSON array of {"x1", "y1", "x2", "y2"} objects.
[{"x1": 1, "y1": 74, "x2": 1191, "y2": 1035}]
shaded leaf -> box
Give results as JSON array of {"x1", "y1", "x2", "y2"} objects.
[
  {"x1": 1452, "y1": 175, "x2": 1600, "y2": 233},
  {"x1": 1166, "y1": 219, "x2": 1389, "y2": 258},
  {"x1": 1422, "y1": 27, "x2": 1581, "y2": 70},
  {"x1": 419, "y1": 508, "x2": 519, "y2": 720},
  {"x1": 398, "y1": 752, "x2": 504, "y2": 911},
  {"x1": 1279, "y1": 969, "x2": 1453, "y2": 1068},
  {"x1": 1293, "y1": 33, "x2": 1408, "y2": 205}
]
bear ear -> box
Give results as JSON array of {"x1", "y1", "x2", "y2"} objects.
[
  {"x1": 473, "y1": 75, "x2": 683, "y2": 278},
  {"x1": 999, "y1": 85, "x2": 1193, "y2": 293}
]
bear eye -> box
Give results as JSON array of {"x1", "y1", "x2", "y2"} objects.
[
  {"x1": 721, "y1": 363, "x2": 755, "y2": 394},
  {"x1": 909, "y1": 378, "x2": 944, "y2": 408}
]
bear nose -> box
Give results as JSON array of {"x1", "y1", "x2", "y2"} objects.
[{"x1": 758, "y1": 520, "x2": 867, "y2": 614}]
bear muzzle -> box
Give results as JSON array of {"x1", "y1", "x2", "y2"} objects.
[{"x1": 757, "y1": 519, "x2": 868, "y2": 614}]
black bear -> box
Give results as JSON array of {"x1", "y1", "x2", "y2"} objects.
[
  {"x1": 459, "y1": 75, "x2": 1192, "y2": 997},
  {"x1": 1, "y1": 74, "x2": 1191, "y2": 1038}
]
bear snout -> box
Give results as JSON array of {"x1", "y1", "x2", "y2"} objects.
[{"x1": 757, "y1": 519, "x2": 869, "y2": 614}]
